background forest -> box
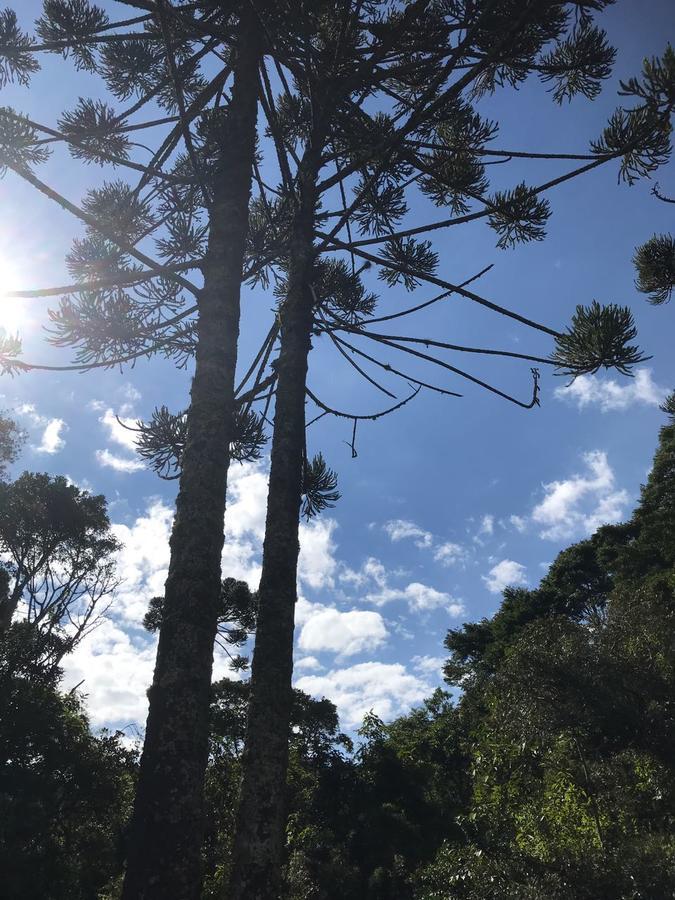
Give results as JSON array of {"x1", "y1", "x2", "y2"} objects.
[
  {"x1": 1, "y1": 401, "x2": 674, "y2": 898},
  {"x1": 0, "y1": 0, "x2": 674, "y2": 898}
]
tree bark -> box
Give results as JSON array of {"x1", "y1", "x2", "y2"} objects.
[
  {"x1": 121, "y1": 14, "x2": 261, "y2": 900},
  {"x1": 228, "y1": 143, "x2": 323, "y2": 900}
]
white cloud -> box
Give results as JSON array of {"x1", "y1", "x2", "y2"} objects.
[
  {"x1": 296, "y1": 661, "x2": 430, "y2": 728},
  {"x1": 62, "y1": 618, "x2": 156, "y2": 727},
  {"x1": 96, "y1": 448, "x2": 145, "y2": 473},
  {"x1": 383, "y1": 518, "x2": 433, "y2": 547},
  {"x1": 36, "y1": 417, "x2": 66, "y2": 454},
  {"x1": 295, "y1": 655, "x2": 323, "y2": 671},
  {"x1": 111, "y1": 500, "x2": 173, "y2": 623},
  {"x1": 483, "y1": 558, "x2": 527, "y2": 594},
  {"x1": 298, "y1": 518, "x2": 338, "y2": 589},
  {"x1": 19, "y1": 403, "x2": 67, "y2": 455},
  {"x1": 296, "y1": 596, "x2": 323, "y2": 627},
  {"x1": 119, "y1": 383, "x2": 142, "y2": 407},
  {"x1": 479, "y1": 514, "x2": 494, "y2": 536},
  {"x1": 298, "y1": 606, "x2": 387, "y2": 658},
  {"x1": 531, "y1": 450, "x2": 628, "y2": 540},
  {"x1": 433, "y1": 541, "x2": 465, "y2": 566},
  {"x1": 100, "y1": 408, "x2": 138, "y2": 452},
  {"x1": 225, "y1": 462, "x2": 268, "y2": 539},
  {"x1": 509, "y1": 515, "x2": 527, "y2": 533},
  {"x1": 365, "y1": 581, "x2": 464, "y2": 615},
  {"x1": 340, "y1": 556, "x2": 387, "y2": 588},
  {"x1": 220, "y1": 461, "x2": 269, "y2": 586},
  {"x1": 555, "y1": 368, "x2": 667, "y2": 412},
  {"x1": 412, "y1": 654, "x2": 445, "y2": 677}
]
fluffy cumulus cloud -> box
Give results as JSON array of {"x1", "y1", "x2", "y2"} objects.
[
  {"x1": 295, "y1": 661, "x2": 430, "y2": 728},
  {"x1": 36, "y1": 417, "x2": 66, "y2": 454},
  {"x1": 298, "y1": 606, "x2": 387, "y2": 658},
  {"x1": 220, "y1": 461, "x2": 269, "y2": 585},
  {"x1": 94, "y1": 402, "x2": 145, "y2": 473},
  {"x1": 57, "y1": 498, "x2": 173, "y2": 727},
  {"x1": 96, "y1": 448, "x2": 145, "y2": 472},
  {"x1": 433, "y1": 541, "x2": 466, "y2": 566},
  {"x1": 100, "y1": 407, "x2": 139, "y2": 452},
  {"x1": 509, "y1": 515, "x2": 527, "y2": 533},
  {"x1": 483, "y1": 558, "x2": 527, "y2": 594},
  {"x1": 531, "y1": 450, "x2": 629, "y2": 541},
  {"x1": 555, "y1": 368, "x2": 667, "y2": 412},
  {"x1": 62, "y1": 619, "x2": 157, "y2": 727},
  {"x1": 411, "y1": 654, "x2": 445, "y2": 677},
  {"x1": 298, "y1": 518, "x2": 338, "y2": 589},
  {"x1": 383, "y1": 518, "x2": 433, "y2": 547},
  {"x1": 340, "y1": 556, "x2": 387, "y2": 588},
  {"x1": 16, "y1": 403, "x2": 66, "y2": 454},
  {"x1": 111, "y1": 500, "x2": 174, "y2": 623},
  {"x1": 295, "y1": 655, "x2": 323, "y2": 671},
  {"x1": 365, "y1": 581, "x2": 464, "y2": 615},
  {"x1": 479, "y1": 514, "x2": 494, "y2": 536}
]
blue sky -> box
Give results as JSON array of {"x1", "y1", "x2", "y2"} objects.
[{"x1": 1, "y1": 1, "x2": 674, "y2": 735}]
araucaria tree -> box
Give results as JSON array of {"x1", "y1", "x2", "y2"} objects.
[
  {"x1": 0, "y1": 2, "x2": 673, "y2": 899},
  {"x1": 0, "y1": 471, "x2": 119, "y2": 663},
  {"x1": 228, "y1": 11, "x2": 674, "y2": 899},
  {"x1": 1, "y1": 2, "x2": 266, "y2": 896}
]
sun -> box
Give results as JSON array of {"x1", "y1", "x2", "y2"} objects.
[{"x1": 0, "y1": 257, "x2": 30, "y2": 338}]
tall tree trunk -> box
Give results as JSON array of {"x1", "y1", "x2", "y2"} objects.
[
  {"x1": 121, "y1": 15, "x2": 261, "y2": 900},
  {"x1": 0, "y1": 572, "x2": 13, "y2": 633},
  {"x1": 228, "y1": 143, "x2": 323, "y2": 900}
]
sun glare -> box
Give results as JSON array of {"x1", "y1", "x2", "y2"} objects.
[{"x1": 0, "y1": 257, "x2": 29, "y2": 338}]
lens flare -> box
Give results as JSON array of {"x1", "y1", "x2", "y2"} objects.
[{"x1": 0, "y1": 258, "x2": 29, "y2": 337}]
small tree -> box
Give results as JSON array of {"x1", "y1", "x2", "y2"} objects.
[
  {"x1": 0, "y1": 472, "x2": 119, "y2": 665},
  {"x1": 0, "y1": 621, "x2": 136, "y2": 900}
]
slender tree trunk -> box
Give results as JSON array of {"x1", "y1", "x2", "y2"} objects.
[
  {"x1": 121, "y1": 15, "x2": 261, "y2": 900},
  {"x1": 228, "y1": 143, "x2": 323, "y2": 900},
  {"x1": 0, "y1": 575, "x2": 13, "y2": 633}
]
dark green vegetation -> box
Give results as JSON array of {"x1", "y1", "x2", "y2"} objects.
[
  {"x1": 2, "y1": 406, "x2": 674, "y2": 898},
  {"x1": 0, "y1": 423, "x2": 134, "y2": 900}
]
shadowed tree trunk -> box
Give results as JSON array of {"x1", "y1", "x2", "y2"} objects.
[
  {"x1": 228, "y1": 140, "x2": 324, "y2": 900},
  {"x1": 121, "y1": 12, "x2": 261, "y2": 900}
]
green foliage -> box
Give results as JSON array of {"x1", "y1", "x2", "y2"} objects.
[
  {"x1": 132, "y1": 404, "x2": 267, "y2": 481},
  {"x1": 378, "y1": 238, "x2": 439, "y2": 291},
  {"x1": 309, "y1": 258, "x2": 378, "y2": 326},
  {"x1": 431, "y1": 413, "x2": 675, "y2": 899},
  {"x1": 550, "y1": 300, "x2": 646, "y2": 377},
  {"x1": 0, "y1": 412, "x2": 24, "y2": 476},
  {"x1": 420, "y1": 150, "x2": 489, "y2": 216},
  {"x1": 58, "y1": 98, "x2": 131, "y2": 166},
  {"x1": 353, "y1": 179, "x2": 408, "y2": 236},
  {"x1": 0, "y1": 8, "x2": 39, "y2": 88},
  {"x1": 202, "y1": 682, "x2": 353, "y2": 897},
  {"x1": 592, "y1": 44, "x2": 674, "y2": 184},
  {"x1": 144, "y1": 576, "x2": 256, "y2": 671},
  {"x1": 301, "y1": 452, "x2": 341, "y2": 520},
  {"x1": 0, "y1": 107, "x2": 50, "y2": 176},
  {"x1": 0, "y1": 623, "x2": 135, "y2": 900},
  {"x1": 539, "y1": 24, "x2": 616, "y2": 103},
  {"x1": 36, "y1": 0, "x2": 109, "y2": 71},
  {"x1": 633, "y1": 232, "x2": 675, "y2": 304},
  {"x1": 0, "y1": 471, "x2": 119, "y2": 658},
  {"x1": 661, "y1": 390, "x2": 675, "y2": 420},
  {"x1": 488, "y1": 183, "x2": 551, "y2": 249}
]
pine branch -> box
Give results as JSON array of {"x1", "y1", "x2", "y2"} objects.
[{"x1": 316, "y1": 231, "x2": 560, "y2": 337}]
